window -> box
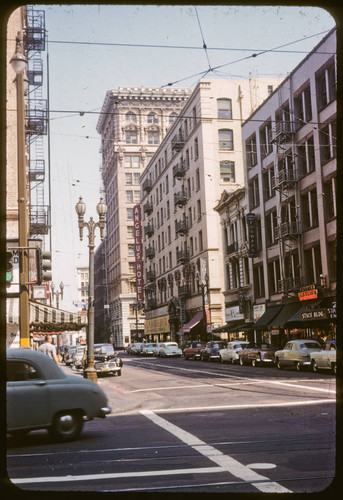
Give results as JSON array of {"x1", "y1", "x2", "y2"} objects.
[
  {"x1": 125, "y1": 131, "x2": 137, "y2": 144},
  {"x1": 133, "y1": 173, "x2": 140, "y2": 185},
  {"x1": 248, "y1": 177, "x2": 260, "y2": 209},
  {"x1": 220, "y1": 161, "x2": 235, "y2": 182},
  {"x1": 126, "y1": 191, "x2": 133, "y2": 203},
  {"x1": 259, "y1": 121, "x2": 272, "y2": 159},
  {"x1": 319, "y1": 122, "x2": 336, "y2": 165},
  {"x1": 268, "y1": 85, "x2": 273, "y2": 95},
  {"x1": 7, "y1": 361, "x2": 40, "y2": 381},
  {"x1": 127, "y1": 208, "x2": 134, "y2": 220},
  {"x1": 253, "y1": 264, "x2": 265, "y2": 298},
  {"x1": 195, "y1": 168, "x2": 200, "y2": 191},
  {"x1": 217, "y1": 98, "x2": 232, "y2": 119},
  {"x1": 169, "y1": 112, "x2": 177, "y2": 124},
  {"x1": 194, "y1": 137, "x2": 199, "y2": 159},
  {"x1": 323, "y1": 177, "x2": 336, "y2": 221},
  {"x1": 127, "y1": 226, "x2": 134, "y2": 238},
  {"x1": 265, "y1": 210, "x2": 277, "y2": 247},
  {"x1": 219, "y1": 129, "x2": 233, "y2": 150},
  {"x1": 126, "y1": 112, "x2": 137, "y2": 123},
  {"x1": 262, "y1": 165, "x2": 275, "y2": 201},
  {"x1": 327, "y1": 240, "x2": 337, "y2": 283},
  {"x1": 198, "y1": 230, "x2": 203, "y2": 251},
  {"x1": 268, "y1": 259, "x2": 281, "y2": 295},
  {"x1": 316, "y1": 59, "x2": 336, "y2": 111},
  {"x1": 197, "y1": 199, "x2": 202, "y2": 220},
  {"x1": 148, "y1": 131, "x2": 159, "y2": 144},
  {"x1": 134, "y1": 191, "x2": 140, "y2": 203},
  {"x1": 298, "y1": 136, "x2": 315, "y2": 177},
  {"x1": 304, "y1": 244, "x2": 322, "y2": 284},
  {"x1": 245, "y1": 134, "x2": 258, "y2": 168},
  {"x1": 128, "y1": 244, "x2": 135, "y2": 256},
  {"x1": 125, "y1": 173, "x2": 132, "y2": 185},
  {"x1": 129, "y1": 262, "x2": 136, "y2": 273},
  {"x1": 294, "y1": 85, "x2": 312, "y2": 130},
  {"x1": 125, "y1": 155, "x2": 140, "y2": 168},
  {"x1": 301, "y1": 188, "x2": 319, "y2": 231},
  {"x1": 148, "y1": 112, "x2": 158, "y2": 123}
]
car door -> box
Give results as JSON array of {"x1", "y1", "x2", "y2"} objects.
[
  {"x1": 7, "y1": 359, "x2": 50, "y2": 430},
  {"x1": 281, "y1": 342, "x2": 293, "y2": 365}
]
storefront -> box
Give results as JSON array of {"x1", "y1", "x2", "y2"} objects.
[{"x1": 144, "y1": 314, "x2": 171, "y2": 343}]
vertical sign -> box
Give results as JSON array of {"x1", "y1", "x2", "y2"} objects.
[
  {"x1": 134, "y1": 205, "x2": 144, "y2": 303},
  {"x1": 247, "y1": 212, "x2": 257, "y2": 258}
]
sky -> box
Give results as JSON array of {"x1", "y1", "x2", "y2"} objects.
[{"x1": 31, "y1": 4, "x2": 336, "y2": 311}]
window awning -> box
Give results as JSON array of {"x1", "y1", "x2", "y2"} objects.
[
  {"x1": 6, "y1": 298, "x2": 87, "y2": 332},
  {"x1": 268, "y1": 303, "x2": 303, "y2": 329},
  {"x1": 227, "y1": 322, "x2": 253, "y2": 333},
  {"x1": 254, "y1": 305, "x2": 283, "y2": 329},
  {"x1": 285, "y1": 299, "x2": 335, "y2": 326},
  {"x1": 182, "y1": 311, "x2": 203, "y2": 333}
]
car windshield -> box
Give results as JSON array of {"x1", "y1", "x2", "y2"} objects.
[
  {"x1": 145, "y1": 343, "x2": 156, "y2": 347},
  {"x1": 166, "y1": 343, "x2": 178, "y2": 347},
  {"x1": 95, "y1": 345, "x2": 114, "y2": 354}
]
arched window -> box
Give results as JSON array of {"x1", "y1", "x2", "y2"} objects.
[
  {"x1": 126, "y1": 112, "x2": 137, "y2": 123},
  {"x1": 218, "y1": 129, "x2": 234, "y2": 150},
  {"x1": 217, "y1": 99, "x2": 232, "y2": 119},
  {"x1": 169, "y1": 112, "x2": 177, "y2": 124},
  {"x1": 147, "y1": 112, "x2": 158, "y2": 124}
]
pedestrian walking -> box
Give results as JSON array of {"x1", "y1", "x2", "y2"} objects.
[{"x1": 39, "y1": 335, "x2": 59, "y2": 364}]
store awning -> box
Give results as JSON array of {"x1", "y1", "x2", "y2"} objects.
[
  {"x1": 285, "y1": 298, "x2": 336, "y2": 326},
  {"x1": 254, "y1": 305, "x2": 283, "y2": 329},
  {"x1": 6, "y1": 298, "x2": 87, "y2": 332},
  {"x1": 227, "y1": 322, "x2": 253, "y2": 333},
  {"x1": 268, "y1": 303, "x2": 303, "y2": 329},
  {"x1": 182, "y1": 311, "x2": 203, "y2": 333}
]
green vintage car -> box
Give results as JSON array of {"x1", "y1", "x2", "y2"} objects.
[{"x1": 6, "y1": 349, "x2": 111, "y2": 441}]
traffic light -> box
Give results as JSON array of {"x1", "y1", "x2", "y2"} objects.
[
  {"x1": 6, "y1": 250, "x2": 13, "y2": 286},
  {"x1": 36, "y1": 248, "x2": 52, "y2": 285}
]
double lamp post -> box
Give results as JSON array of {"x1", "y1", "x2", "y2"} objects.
[{"x1": 75, "y1": 197, "x2": 107, "y2": 383}]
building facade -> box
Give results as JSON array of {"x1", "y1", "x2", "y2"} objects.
[
  {"x1": 241, "y1": 28, "x2": 336, "y2": 348},
  {"x1": 96, "y1": 86, "x2": 192, "y2": 347},
  {"x1": 140, "y1": 78, "x2": 280, "y2": 346}
]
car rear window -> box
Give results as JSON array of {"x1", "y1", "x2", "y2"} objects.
[{"x1": 7, "y1": 361, "x2": 41, "y2": 382}]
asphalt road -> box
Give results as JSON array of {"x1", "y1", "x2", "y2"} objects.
[{"x1": 6, "y1": 353, "x2": 337, "y2": 494}]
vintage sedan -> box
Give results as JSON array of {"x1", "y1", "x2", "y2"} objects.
[
  {"x1": 158, "y1": 342, "x2": 182, "y2": 357},
  {"x1": 64, "y1": 345, "x2": 77, "y2": 366},
  {"x1": 141, "y1": 343, "x2": 157, "y2": 356},
  {"x1": 6, "y1": 349, "x2": 111, "y2": 441},
  {"x1": 73, "y1": 345, "x2": 86, "y2": 369},
  {"x1": 239, "y1": 343, "x2": 276, "y2": 367},
  {"x1": 310, "y1": 340, "x2": 336, "y2": 374},
  {"x1": 93, "y1": 344, "x2": 123, "y2": 376},
  {"x1": 219, "y1": 341, "x2": 250, "y2": 364},
  {"x1": 183, "y1": 341, "x2": 206, "y2": 360},
  {"x1": 130, "y1": 342, "x2": 145, "y2": 355},
  {"x1": 275, "y1": 339, "x2": 322, "y2": 371},
  {"x1": 152, "y1": 342, "x2": 166, "y2": 356},
  {"x1": 200, "y1": 341, "x2": 227, "y2": 362}
]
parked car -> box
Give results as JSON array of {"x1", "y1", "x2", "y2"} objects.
[
  {"x1": 219, "y1": 340, "x2": 250, "y2": 364},
  {"x1": 153, "y1": 342, "x2": 165, "y2": 357},
  {"x1": 310, "y1": 340, "x2": 336, "y2": 374},
  {"x1": 239, "y1": 343, "x2": 276, "y2": 367},
  {"x1": 158, "y1": 342, "x2": 182, "y2": 357},
  {"x1": 275, "y1": 339, "x2": 322, "y2": 371},
  {"x1": 93, "y1": 344, "x2": 123, "y2": 376},
  {"x1": 6, "y1": 349, "x2": 111, "y2": 441},
  {"x1": 126, "y1": 344, "x2": 135, "y2": 354},
  {"x1": 64, "y1": 345, "x2": 77, "y2": 366},
  {"x1": 141, "y1": 343, "x2": 157, "y2": 356},
  {"x1": 200, "y1": 341, "x2": 227, "y2": 362},
  {"x1": 73, "y1": 346, "x2": 86, "y2": 370},
  {"x1": 131, "y1": 343, "x2": 145, "y2": 355},
  {"x1": 183, "y1": 341, "x2": 206, "y2": 360}
]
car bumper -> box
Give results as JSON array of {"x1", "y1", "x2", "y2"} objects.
[
  {"x1": 260, "y1": 358, "x2": 274, "y2": 363},
  {"x1": 95, "y1": 363, "x2": 121, "y2": 373},
  {"x1": 96, "y1": 406, "x2": 111, "y2": 418}
]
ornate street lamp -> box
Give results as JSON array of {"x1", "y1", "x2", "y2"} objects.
[
  {"x1": 196, "y1": 273, "x2": 210, "y2": 341},
  {"x1": 75, "y1": 197, "x2": 107, "y2": 382},
  {"x1": 10, "y1": 36, "x2": 30, "y2": 347}
]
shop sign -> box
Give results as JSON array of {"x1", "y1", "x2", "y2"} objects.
[
  {"x1": 327, "y1": 301, "x2": 336, "y2": 319},
  {"x1": 225, "y1": 305, "x2": 244, "y2": 322},
  {"x1": 301, "y1": 308, "x2": 327, "y2": 320},
  {"x1": 134, "y1": 205, "x2": 144, "y2": 303},
  {"x1": 298, "y1": 289, "x2": 318, "y2": 301},
  {"x1": 253, "y1": 304, "x2": 266, "y2": 321},
  {"x1": 247, "y1": 213, "x2": 257, "y2": 258}
]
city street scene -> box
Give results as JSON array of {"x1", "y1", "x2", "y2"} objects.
[{"x1": 4, "y1": 4, "x2": 337, "y2": 495}]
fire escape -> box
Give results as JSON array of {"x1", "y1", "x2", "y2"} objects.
[
  {"x1": 269, "y1": 104, "x2": 301, "y2": 299},
  {"x1": 24, "y1": 7, "x2": 50, "y2": 237}
]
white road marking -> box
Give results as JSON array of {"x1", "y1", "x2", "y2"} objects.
[
  {"x1": 146, "y1": 398, "x2": 336, "y2": 413},
  {"x1": 141, "y1": 409, "x2": 291, "y2": 493},
  {"x1": 129, "y1": 384, "x2": 210, "y2": 393},
  {"x1": 247, "y1": 463, "x2": 277, "y2": 470},
  {"x1": 11, "y1": 466, "x2": 226, "y2": 484}
]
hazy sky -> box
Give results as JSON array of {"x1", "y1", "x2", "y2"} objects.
[{"x1": 34, "y1": 4, "x2": 336, "y2": 311}]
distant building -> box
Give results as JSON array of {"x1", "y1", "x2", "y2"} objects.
[
  {"x1": 75, "y1": 266, "x2": 89, "y2": 314},
  {"x1": 140, "y1": 78, "x2": 281, "y2": 345},
  {"x1": 96, "y1": 86, "x2": 192, "y2": 347},
  {"x1": 241, "y1": 28, "x2": 336, "y2": 347}
]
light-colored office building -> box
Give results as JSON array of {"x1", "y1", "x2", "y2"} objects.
[
  {"x1": 140, "y1": 78, "x2": 281, "y2": 345},
  {"x1": 241, "y1": 28, "x2": 336, "y2": 348},
  {"x1": 96, "y1": 86, "x2": 192, "y2": 347}
]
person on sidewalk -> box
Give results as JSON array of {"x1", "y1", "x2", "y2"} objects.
[{"x1": 39, "y1": 335, "x2": 59, "y2": 364}]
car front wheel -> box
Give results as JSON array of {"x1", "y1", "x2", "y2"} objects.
[
  {"x1": 239, "y1": 356, "x2": 244, "y2": 366},
  {"x1": 252, "y1": 355, "x2": 261, "y2": 367},
  {"x1": 49, "y1": 411, "x2": 84, "y2": 441},
  {"x1": 276, "y1": 358, "x2": 283, "y2": 370},
  {"x1": 295, "y1": 361, "x2": 302, "y2": 372},
  {"x1": 311, "y1": 360, "x2": 319, "y2": 373}
]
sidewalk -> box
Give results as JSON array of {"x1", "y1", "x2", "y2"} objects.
[{"x1": 60, "y1": 364, "x2": 141, "y2": 415}]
